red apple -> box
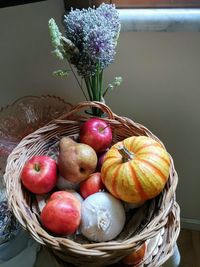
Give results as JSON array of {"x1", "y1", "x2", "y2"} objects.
[
  {"x1": 41, "y1": 191, "x2": 81, "y2": 235},
  {"x1": 79, "y1": 172, "x2": 105, "y2": 199},
  {"x1": 79, "y1": 118, "x2": 112, "y2": 153},
  {"x1": 49, "y1": 190, "x2": 81, "y2": 202},
  {"x1": 21, "y1": 155, "x2": 58, "y2": 194}
]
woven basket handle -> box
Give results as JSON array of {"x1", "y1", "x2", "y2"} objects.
[{"x1": 57, "y1": 101, "x2": 115, "y2": 120}]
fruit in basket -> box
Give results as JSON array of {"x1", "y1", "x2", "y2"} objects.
[
  {"x1": 101, "y1": 136, "x2": 171, "y2": 204},
  {"x1": 56, "y1": 175, "x2": 79, "y2": 190},
  {"x1": 79, "y1": 172, "x2": 105, "y2": 199},
  {"x1": 21, "y1": 155, "x2": 58, "y2": 194},
  {"x1": 63, "y1": 189, "x2": 84, "y2": 203},
  {"x1": 51, "y1": 189, "x2": 83, "y2": 203},
  {"x1": 79, "y1": 118, "x2": 112, "y2": 153},
  {"x1": 41, "y1": 191, "x2": 81, "y2": 235},
  {"x1": 58, "y1": 137, "x2": 97, "y2": 183},
  {"x1": 122, "y1": 242, "x2": 146, "y2": 265},
  {"x1": 80, "y1": 192, "x2": 126, "y2": 242},
  {"x1": 96, "y1": 149, "x2": 108, "y2": 171}
]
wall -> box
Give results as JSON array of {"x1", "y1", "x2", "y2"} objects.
[
  {"x1": 110, "y1": 32, "x2": 200, "y2": 229},
  {"x1": 0, "y1": 0, "x2": 200, "y2": 229}
]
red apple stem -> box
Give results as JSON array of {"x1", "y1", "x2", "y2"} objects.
[
  {"x1": 100, "y1": 124, "x2": 110, "y2": 133},
  {"x1": 34, "y1": 163, "x2": 40, "y2": 172}
]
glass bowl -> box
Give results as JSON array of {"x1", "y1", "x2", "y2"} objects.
[{"x1": 0, "y1": 95, "x2": 72, "y2": 179}]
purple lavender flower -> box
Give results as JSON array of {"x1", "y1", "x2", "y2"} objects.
[
  {"x1": 84, "y1": 26, "x2": 115, "y2": 68},
  {"x1": 97, "y1": 3, "x2": 121, "y2": 41},
  {"x1": 63, "y1": 4, "x2": 120, "y2": 77}
]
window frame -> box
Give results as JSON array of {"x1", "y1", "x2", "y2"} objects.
[
  {"x1": 64, "y1": 0, "x2": 200, "y2": 10},
  {"x1": 0, "y1": 0, "x2": 46, "y2": 8}
]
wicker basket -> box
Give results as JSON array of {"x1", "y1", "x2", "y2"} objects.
[{"x1": 4, "y1": 101, "x2": 180, "y2": 267}]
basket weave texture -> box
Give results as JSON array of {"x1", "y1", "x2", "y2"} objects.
[{"x1": 4, "y1": 101, "x2": 180, "y2": 267}]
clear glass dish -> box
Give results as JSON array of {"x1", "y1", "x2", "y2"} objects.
[{"x1": 0, "y1": 95, "x2": 72, "y2": 179}]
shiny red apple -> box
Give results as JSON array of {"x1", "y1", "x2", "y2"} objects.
[
  {"x1": 79, "y1": 172, "x2": 105, "y2": 199},
  {"x1": 41, "y1": 191, "x2": 81, "y2": 235},
  {"x1": 21, "y1": 155, "x2": 58, "y2": 194},
  {"x1": 79, "y1": 118, "x2": 112, "y2": 153}
]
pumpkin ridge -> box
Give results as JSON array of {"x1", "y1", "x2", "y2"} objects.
[
  {"x1": 123, "y1": 137, "x2": 140, "y2": 152},
  {"x1": 137, "y1": 158, "x2": 168, "y2": 183},
  {"x1": 129, "y1": 163, "x2": 149, "y2": 201},
  {"x1": 134, "y1": 143, "x2": 162, "y2": 154},
  {"x1": 138, "y1": 151, "x2": 170, "y2": 166},
  {"x1": 101, "y1": 160, "x2": 115, "y2": 183},
  {"x1": 130, "y1": 136, "x2": 150, "y2": 151},
  {"x1": 134, "y1": 160, "x2": 164, "y2": 198},
  {"x1": 111, "y1": 164, "x2": 122, "y2": 199}
]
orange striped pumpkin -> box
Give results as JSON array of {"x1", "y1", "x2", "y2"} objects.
[{"x1": 101, "y1": 136, "x2": 171, "y2": 204}]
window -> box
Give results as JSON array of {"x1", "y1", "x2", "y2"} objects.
[
  {"x1": 0, "y1": 0, "x2": 47, "y2": 8},
  {"x1": 64, "y1": 0, "x2": 200, "y2": 10},
  {"x1": 113, "y1": 0, "x2": 200, "y2": 8}
]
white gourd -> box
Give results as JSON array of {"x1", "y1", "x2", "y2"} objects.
[{"x1": 80, "y1": 192, "x2": 126, "y2": 242}]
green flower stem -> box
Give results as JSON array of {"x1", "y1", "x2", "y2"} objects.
[
  {"x1": 91, "y1": 75, "x2": 99, "y2": 116},
  {"x1": 99, "y1": 70, "x2": 103, "y2": 101},
  {"x1": 84, "y1": 77, "x2": 93, "y2": 101},
  {"x1": 69, "y1": 63, "x2": 88, "y2": 101},
  {"x1": 83, "y1": 63, "x2": 104, "y2": 117},
  {"x1": 103, "y1": 86, "x2": 109, "y2": 97},
  {"x1": 89, "y1": 76, "x2": 96, "y2": 100},
  {"x1": 84, "y1": 72, "x2": 104, "y2": 116},
  {"x1": 84, "y1": 76, "x2": 97, "y2": 116},
  {"x1": 96, "y1": 64, "x2": 99, "y2": 101},
  {"x1": 96, "y1": 62, "x2": 101, "y2": 102},
  {"x1": 91, "y1": 76, "x2": 97, "y2": 100}
]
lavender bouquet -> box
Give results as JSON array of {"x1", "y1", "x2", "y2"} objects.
[{"x1": 48, "y1": 3, "x2": 122, "y2": 116}]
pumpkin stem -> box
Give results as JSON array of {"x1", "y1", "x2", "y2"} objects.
[{"x1": 117, "y1": 145, "x2": 134, "y2": 162}]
